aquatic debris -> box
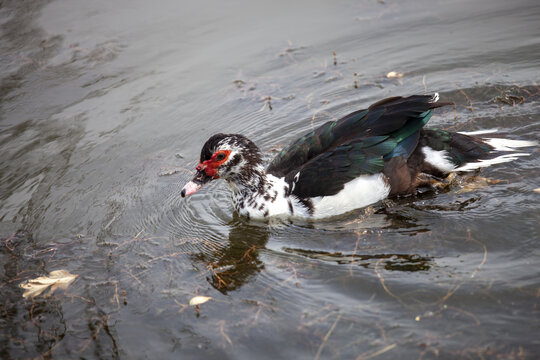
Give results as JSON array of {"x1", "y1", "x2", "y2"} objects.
[
  {"x1": 158, "y1": 168, "x2": 180, "y2": 176},
  {"x1": 456, "y1": 183, "x2": 487, "y2": 194},
  {"x1": 354, "y1": 72, "x2": 358, "y2": 88},
  {"x1": 233, "y1": 79, "x2": 246, "y2": 88},
  {"x1": 495, "y1": 93, "x2": 524, "y2": 106},
  {"x1": 190, "y1": 295, "x2": 212, "y2": 316},
  {"x1": 258, "y1": 96, "x2": 273, "y2": 111},
  {"x1": 534, "y1": 188, "x2": 540, "y2": 194},
  {"x1": 278, "y1": 42, "x2": 306, "y2": 57},
  {"x1": 456, "y1": 176, "x2": 501, "y2": 194},
  {"x1": 217, "y1": 320, "x2": 233, "y2": 347},
  {"x1": 425, "y1": 173, "x2": 501, "y2": 193},
  {"x1": 20, "y1": 270, "x2": 78, "y2": 298},
  {"x1": 314, "y1": 313, "x2": 341, "y2": 360},
  {"x1": 189, "y1": 295, "x2": 212, "y2": 306},
  {"x1": 333, "y1": 51, "x2": 337, "y2": 66},
  {"x1": 386, "y1": 71, "x2": 404, "y2": 79},
  {"x1": 357, "y1": 344, "x2": 397, "y2": 360}
]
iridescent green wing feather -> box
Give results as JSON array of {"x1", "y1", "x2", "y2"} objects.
[
  {"x1": 268, "y1": 94, "x2": 452, "y2": 197},
  {"x1": 285, "y1": 138, "x2": 397, "y2": 198},
  {"x1": 266, "y1": 108, "x2": 374, "y2": 177}
]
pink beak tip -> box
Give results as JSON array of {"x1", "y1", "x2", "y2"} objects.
[{"x1": 181, "y1": 181, "x2": 201, "y2": 198}]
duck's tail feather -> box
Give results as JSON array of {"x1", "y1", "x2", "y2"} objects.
[
  {"x1": 418, "y1": 129, "x2": 537, "y2": 174},
  {"x1": 482, "y1": 137, "x2": 538, "y2": 152},
  {"x1": 453, "y1": 132, "x2": 537, "y2": 171},
  {"x1": 448, "y1": 129, "x2": 538, "y2": 171},
  {"x1": 454, "y1": 152, "x2": 531, "y2": 171}
]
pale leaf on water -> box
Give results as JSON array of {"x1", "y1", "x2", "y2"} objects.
[
  {"x1": 386, "y1": 71, "x2": 404, "y2": 79},
  {"x1": 20, "y1": 270, "x2": 78, "y2": 298},
  {"x1": 534, "y1": 188, "x2": 540, "y2": 193},
  {"x1": 189, "y1": 296, "x2": 212, "y2": 306}
]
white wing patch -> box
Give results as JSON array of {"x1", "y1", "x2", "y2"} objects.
[
  {"x1": 310, "y1": 173, "x2": 390, "y2": 218},
  {"x1": 422, "y1": 146, "x2": 456, "y2": 173}
]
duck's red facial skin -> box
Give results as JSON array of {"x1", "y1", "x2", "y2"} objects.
[
  {"x1": 197, "y1": 150, "x2": 231, "y2": 178},
  {"x1": 181, "y1": 150, "x2": 232, "y2": 198}
]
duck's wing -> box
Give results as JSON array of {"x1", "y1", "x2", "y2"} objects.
[
  {"x1": 266, "y1": 108, "x2": 370, "y2": 178},
  {"x1": 284, "y1": 137, "x2": 395, "y2": 198},
  {"x1": 266, "y1": 94, "x2": 451, "y2": 179}
]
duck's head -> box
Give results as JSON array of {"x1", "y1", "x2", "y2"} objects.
[{"x1": 181, "y1": 133, "x2": 263, "y2": 197}]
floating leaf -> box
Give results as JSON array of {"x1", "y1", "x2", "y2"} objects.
[
  {"x1": 534, "y1": 188, "x2": 540, "y2": 194},
  {"x1": 20, "y1": 270, "x2": 78, "y2": 298},
  {"x1": 386, "y1": 71, "x2": 404, "y2": 79},
  {"x1": 189, "y1": 296, "x2": 212, "y2": 306}
]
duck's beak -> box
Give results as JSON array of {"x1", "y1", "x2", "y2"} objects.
[{"x1": 181, "y1": 169, "x2": 214, "y2": 197}]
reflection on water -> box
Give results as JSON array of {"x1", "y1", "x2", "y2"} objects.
[
  {"x1": 196, "y1": 217, "x2": 269, "y2": 293},
  {"x1": 283, "y1": 248, "x2": 433, "y2": 272},
  {"x1": 1, "y1": 0, "x2": 540, "y2": 358},
  {"x1": 197, "y1": 216, "x2": 434, "y2": 294}
]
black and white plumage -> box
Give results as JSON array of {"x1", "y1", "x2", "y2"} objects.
[{"x1": 181, "y1": 94, "x2": 534, "y2": 219}]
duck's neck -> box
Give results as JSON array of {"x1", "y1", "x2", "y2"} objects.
[
  {"x1": 226, "y1": 164, "x2": 267, "y2": 198},
  {"x1": 226, "y1": 164, "x2": 289, "y2": 218}
]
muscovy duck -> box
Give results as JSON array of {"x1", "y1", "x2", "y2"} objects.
[{"x1": 181, "y1": 94, "x2": 532, "y2": 219}]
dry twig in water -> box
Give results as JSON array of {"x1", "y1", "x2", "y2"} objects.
[
  {"x1": 374, "y1": 259, "x2": 407, "y2": 306},
  {"x1": 314, "y1": 312, "x2": 342, "y2": 360}
]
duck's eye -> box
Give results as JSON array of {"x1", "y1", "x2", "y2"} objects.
[{"x1": 216, "y1": 153, "x2": 226, "y2": 161}]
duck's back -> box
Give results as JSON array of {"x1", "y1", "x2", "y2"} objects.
[{"x1": 266, "y1": 94, "x2": 452, "y2": 202}]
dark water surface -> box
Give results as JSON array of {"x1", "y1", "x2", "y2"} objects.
[{"x1": 1, "y1": 0, "x2": 539, "y2": 358}]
